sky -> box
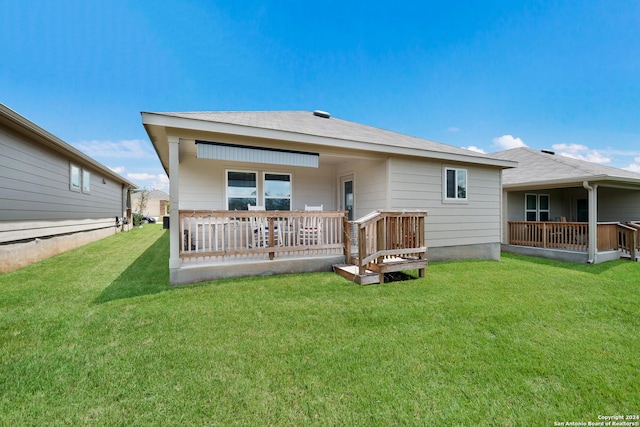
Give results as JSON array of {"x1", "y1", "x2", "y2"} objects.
[{"x1": 2, "y1": 0, "x2": 640, "y2": 193}]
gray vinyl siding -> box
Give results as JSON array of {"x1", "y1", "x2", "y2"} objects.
[
  {"x1": 598, "y1": 187, "x2": 640, "y2": 222},
  {"x1": 389, "y1": 158, "x2": 502, "y2": 248},
  {"x1": 0, "y1": 126, "x2": 125, "y2": 222},
  {"x1": 335, "y1": 159, "x2": 387, "y2": 218},
  {"x1": 0, "y1": 122, "x2": 128, "y2": 244},
  {"x1": 505, "y1": 189, "x2": 566, "y2": 222}
]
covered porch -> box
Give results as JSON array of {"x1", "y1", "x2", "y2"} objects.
[
  {"x1": 504, "y1": 220, "x2": 640, "y2": 263},
  {"x1": 502, "y1": 179, "x2": 640, "y2": 263}
]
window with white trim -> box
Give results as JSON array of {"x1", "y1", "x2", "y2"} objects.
[
  {"x1": 525, "y1": 193, "x2": 550, "y2": 221},
  {"x1": 70, "y1": 164, "x2": 81, "y2": 191},
  {"x1": 445, "y1": 167, "x2": 467, "y2": 200},
  {"x1": 82, "y1": 170, "x2": 91, "y2": 193},
  {"x1": 70, "y1": 164, "x2": 91, "y2": 193},
  {"x1": 227, "y1": 170, "x2": 257, "y2": 210},
  {"x1": 264, "y1": 173, "x2": 291, "y2": 210}
]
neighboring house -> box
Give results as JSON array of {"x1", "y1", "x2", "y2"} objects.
[
  {"x1": 493, "y1": 147, "x2": 640, "y2": 263},
  {"x1": 131, "y1": 189, "x2": 169, "y2": 220},
  {"x1": 0, "y1": 103, "x2": 136, "y2": 273},
  {"x1": 142, "y1": 110, "x2": 516, "y2": 285}
]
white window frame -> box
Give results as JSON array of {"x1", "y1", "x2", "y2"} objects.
[
  {"x1": 538, "y1": 194, "x2": 550, "y2": 221},
  {"x1": 82, "y1": 169, "x2": 91, "y2": 193},
  {"x1": 525, "y1": 193, "x2": 550, "y2": 221},
  {"x1": 226, "y1": 169, "x2": 258, "y2": 210},
  {"x1": 70, "y1": 164, "x2": 81, "y2": 192},
  {"x1": 443, "y1": 166, "x2": 468, "y2": 202},
  {"x1": 263, "y1": 172, "x2": 292, "y2": 211}
]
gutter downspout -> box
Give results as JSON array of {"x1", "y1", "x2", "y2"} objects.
[{"x1": 582, "y1": 181, "x2": 598, "y2": 263}]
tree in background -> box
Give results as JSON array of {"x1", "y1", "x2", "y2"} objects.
[{"x1": 133, "y1": 188, "x2": 150, "y2": 226}]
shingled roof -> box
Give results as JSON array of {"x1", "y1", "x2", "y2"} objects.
[
  {"x1": 492, "y1": 147, "x2": 640, "y2": 187},
  {"x1": 143, "y1": 110, "x2": 515, "y2": 170}
]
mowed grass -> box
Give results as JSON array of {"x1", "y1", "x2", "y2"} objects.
[{"x1": 1, "y1": 226, "x2": 638, "y2": 426}]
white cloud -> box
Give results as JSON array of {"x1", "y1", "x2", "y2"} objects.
[
  {"x1": 128, "y1": 172, "x2": 158, "y2": 180},
  {"x1": 551, "y1": 143, "x2": 588, "y2": 153},
  {"x1": 109, "y1": 166, "x2": 126, "y2": 174},
  {"x1": 552, "y1": 143, "x2": 611, "y2": 164},
  {"x1": 622, "y1": 156, "x2": 640, "y2": 173},
  {"x1": 74, "y1": 139, "x2": 155, "y2": 159},
  {"x1": 464, "y1": 145, "x2": 486, "y2": 154},
  {"x1": 127, "y1": 172, "x2": 169, "y2": 193},
  {"x1": 492, "y1": 135, "x2": 527, "y2": 150},
  {"x1": 447, "y1": 126, "x2": 460, "y2": 133}
]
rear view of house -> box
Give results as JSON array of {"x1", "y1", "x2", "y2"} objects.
[
  {"x1": 143, "y1": 110, "x2": 515, "y2": 285},
  {"x1": 0, "y1": 103, "x2": 136, "y2": 272}
]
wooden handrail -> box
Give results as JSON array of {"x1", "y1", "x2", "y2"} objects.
[
  {"x1": 508, "y1": 221, "x2": 639, "y2": 259},
  {"x1": 508, "y1": 221, "x2": 588, "y2": 251},
  {"x1": 353, "y1": 210, "x2": 428, "y2": 276},
  {"x1": 617, "y1": 223, "x2": 638, "y2": 259}
]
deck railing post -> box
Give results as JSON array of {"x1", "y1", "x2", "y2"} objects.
[
  {"x1": 344, "y1": 217, "x2": 352, "y2": 265},
  {"x1": 268, "y1": 216, "x2": 275, "y2": 260}
]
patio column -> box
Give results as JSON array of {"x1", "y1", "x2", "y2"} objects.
[
  {"x1": 169, "y1": 136, "x2": 180, "y2": 270},
  {"x1": 583, "y1": 181, "x2": 598, "y2": 263}
]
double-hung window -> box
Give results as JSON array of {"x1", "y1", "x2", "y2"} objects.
[
  {"x1": 444, "y1": 167, "x2": 467, "y2": 201},
  {"x1": 525, "y1": 193, "x2": 550, "y2": 221},
  {"x1": 70, "y1": 164, "x2": 81, "y2": 191},
  {"x1": 264, "y1": 173, "x2": 291, "y2": 210},
  {"x1": 227, "y1": 171, "x2": 257, "y2": 210},
  {"x1": 82, "y1": 170, "x2": 91, "y2": 192}
]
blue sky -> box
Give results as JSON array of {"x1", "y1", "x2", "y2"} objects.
[{"x1": 2, "y1": 0, "x2": 640, "y2": 193}]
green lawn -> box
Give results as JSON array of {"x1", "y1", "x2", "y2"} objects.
[{"x1": 1, "y1": 226, "x2": 638, "y2": 426}]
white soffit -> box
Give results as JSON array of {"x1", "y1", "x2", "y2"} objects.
[{"x1": 196, "y1": 141, "x2": 319, "y2": 168}]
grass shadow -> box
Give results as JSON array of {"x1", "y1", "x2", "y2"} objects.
[{"x1": 94, "y1": 231, "x2": 171, "y2": 304}]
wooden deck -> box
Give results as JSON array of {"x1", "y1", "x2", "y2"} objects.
[{"x1": 177, "y1": 209, "x2": 429, "y2": 284}]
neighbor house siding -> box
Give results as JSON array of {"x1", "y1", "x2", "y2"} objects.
[
  {"x1": 598, "y1": 187, "x2": 640, "y2": 222},
  {"x1": 505, "y1": 189, "x2": 566, "y2": 222},
  {"x1": 389, "y1": 158, "x2": 502, "y2": 247},
  {"x1": 0, "y1": 124, "x2": 125, "y2": 243}
]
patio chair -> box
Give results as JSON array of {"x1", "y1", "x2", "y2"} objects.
[
  {"x1": 298, "y1": 204, "x2": 323, "y2": 245},
  {"x1": 248, "y1": 204, "x2": 279, "y2": 246}
]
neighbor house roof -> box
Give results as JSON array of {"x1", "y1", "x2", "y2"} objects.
[
  {"x1": 131, "y1": 189, "x2": 169, "y2": 200},
  {"x1": 142, "y1": 110, "x2": 517, "y2": 175},
  {"x1": 492, "y1": 147, "x2": 640, "y2": 189},
  {"x1": 0, "y1": 103, "x2": 137, "y2": 188}
]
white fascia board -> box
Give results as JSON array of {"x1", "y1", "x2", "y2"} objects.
[
  {"x1": 503, "y1": 175, "x2": 640, "y2": 191},
  {"x1": 141, "y1": 113, "x2": 517, "y2": 169}
]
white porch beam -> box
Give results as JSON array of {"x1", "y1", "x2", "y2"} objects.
[
  {"x1": 583, "y1": 181, "x2": 598, "y2": 263},
  {"x1": 169, "y1": 136, "x2": 181, "y2": 270}
]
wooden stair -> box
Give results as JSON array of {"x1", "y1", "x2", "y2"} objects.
[
  {"x1": 333, "y1": 263, "x2": 381, "y2": 285},
  {"x1": 334, "y1": 210, "x2": 429, "y2": 284},
  {"x1": 334, "y1": 256, "x2": 428, "y2": 285}
]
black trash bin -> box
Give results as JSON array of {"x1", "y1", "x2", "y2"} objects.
[{"x1": 162, "y1": 215, "x2": 170, "y2": 229}]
